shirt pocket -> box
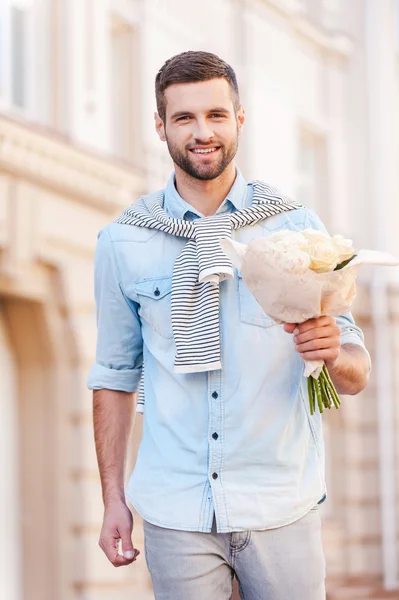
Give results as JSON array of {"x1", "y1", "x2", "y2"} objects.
[
  {"x1": 237, "y1": 271, "x2": 275, "y2": 329},
  {"x1": 134, "y1": 275, "x2": 173, "y2": 339}
]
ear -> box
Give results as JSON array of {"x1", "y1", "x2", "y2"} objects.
[
  {"x1": 154, "y1": 112, "x2": 166, "y2": 142},
  {"x1": 237, "y1": 105, "x2": 245, "y2": 135}
]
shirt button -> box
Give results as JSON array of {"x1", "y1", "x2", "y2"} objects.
[
  {"x1": 212, "y1": 391, "x2": 218, "y2": 399},
  {"x1": 212, "y1": 432, "x2": 219, "y2": 440},
  {"x1": 154, "y1": 288, "x2": 160, "y2": 297},
  {"x1": 212, "y1": 472, "x2": 218, "y2": 480}
]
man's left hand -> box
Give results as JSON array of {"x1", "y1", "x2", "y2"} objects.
[{"x1": 283, "y1": 316, "x2": 341, "y2": 369}]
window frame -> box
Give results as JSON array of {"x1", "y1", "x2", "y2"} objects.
[
  {"x1": 109, "y1": 9, "x2": 141, "y2": 165},
  {"x1": 0, "y1": 0, "x2": 36, "y2": 119},
  {"x1": 295, "y1": 124, "x2": 329, "y2": 226}
]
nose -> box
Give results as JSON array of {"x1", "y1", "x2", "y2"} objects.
[{"x1": 192, "y1": 117, "x2": 214, "y2": 143}]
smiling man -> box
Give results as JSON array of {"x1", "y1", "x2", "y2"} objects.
[{"x1": 88, "y1": 51, "x2": 370, "y2": 600}]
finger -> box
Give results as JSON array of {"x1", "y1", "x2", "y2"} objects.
[
  {"x1": 120, "y1": 533, "x2": 139, "y2": 561},
  {"x1": 299, "y1": 348, "x2": 340, "y2": 362},
  {"x1": 112, "y1": 553, "x2": 139, "y2": 567},
  {"x1": 295, "y1": 316, "x2": 335, "y2": 334},
  {"x1": 283, "y1": 323, "x2": 297, "y2": 334},
  {"x1": 295, "y1": 336, "x2": 340, "y2": 353},
  {"x1": 294, "y1": 326, "x2": 340, "y2": 345},
  {"x1": 99, "y1": 535, "x2": 138, "y2": 567}
]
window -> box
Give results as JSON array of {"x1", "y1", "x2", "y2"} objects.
[
  {"x1": 0, "y1": 0, "x2": 33, "y2": 115},
  {"x1": 11, "y1": 3, "x2": 27, "y2": 108},
  {"x1": 296, "y1": 128, "x2": 329, "y2": 223},
  {"x1": 0, "y1": 1, "x2": 10, "y2": 103},
  {"x1": 110, "y1": 14, "x2": 141, "y2": 164}
]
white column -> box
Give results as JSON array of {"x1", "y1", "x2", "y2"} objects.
[
  {"x1": 0, "y1": 307, "x2": 22, "y2": 600},
  {"x1": 365, "y1": 0, "x2": 399, "y2": 263},
  {"x1": 365, "y1": 0, "x2": 399, "y2": 590},
  {"x1": 324, "y1": 60, "x2": 350, "y2": 236}
]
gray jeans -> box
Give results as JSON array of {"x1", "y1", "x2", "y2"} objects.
[{"x1": 143, "y1": 506, "x2": 326, "y2": 600}]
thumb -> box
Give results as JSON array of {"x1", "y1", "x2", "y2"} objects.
[{"x1": 120, "y1": 533, "x2": 139, "y2": 560}]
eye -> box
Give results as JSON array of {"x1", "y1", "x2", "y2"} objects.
[
  {"x1": 210, "y1": 113, "x2": 226, "y2": 119},
  {"x1": 176, "y1": 116, "x2": 191, "y2": 122}
]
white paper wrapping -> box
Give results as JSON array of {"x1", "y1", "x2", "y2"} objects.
[{"x1": 221, "y1": 239, "x2": 399, "y2": 378}]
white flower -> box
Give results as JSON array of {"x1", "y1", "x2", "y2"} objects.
[
  {"x1": 248, "y1": 236, "x2": 311, "y2": 275},
  {"x1": 281, "y1": 249, "x2": 311, "y2": 274},
  {"x1": 267, "y1": 230, "x2": 308, "y2": 251},
  {"x1": 301, "y1": 229, "x2": 340, "y2": 273},
  {"x1": 331, "y1": 234, "x2": 355, "y2": 263},
  {"x1": 258, "y1": 231, "x2": 310, "y2": 273}
]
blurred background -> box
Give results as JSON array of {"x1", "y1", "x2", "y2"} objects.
[{"x1": 0, "y1": 0, "x2": 399, "y2": 599}]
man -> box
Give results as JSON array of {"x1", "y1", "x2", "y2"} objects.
[{"x1": 88, "y1": 51, "x2": 370, "y2": 600}]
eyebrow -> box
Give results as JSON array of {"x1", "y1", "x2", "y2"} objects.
[{"x1": 170, "y1": 107, "x2": 231, "y2": 120}]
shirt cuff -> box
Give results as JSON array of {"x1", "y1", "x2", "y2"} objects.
[
  {"x1": 87, "y1": 362, "x2": 142, "y2": 392},
  {"x1": 340, "y1": 330, "x2": 372, "y2": 369}
]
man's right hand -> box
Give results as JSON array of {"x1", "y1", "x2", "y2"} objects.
[{"x1": 99, "y1": 501, "x2": 140, "y2": 567}]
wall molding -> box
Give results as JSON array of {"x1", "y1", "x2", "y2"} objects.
[
  {"x1": 0, "y1": 116, "x2": 146, "y2": 214},
  {"x1": 250, "y1": 0, "x2": 353, "y2": 60}
]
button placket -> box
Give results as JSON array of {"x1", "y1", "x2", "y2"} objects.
[{"x1": 207, "y1": 370, "x2": 227, "y2": 530}]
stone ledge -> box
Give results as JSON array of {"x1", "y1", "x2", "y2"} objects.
[{"x1": 0, "y1": 115, "x2": 146, "y2": 213}]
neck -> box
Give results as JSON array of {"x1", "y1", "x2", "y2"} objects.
[{"x1": 173, "y1": 163, "x2": 237, "y2": 217}]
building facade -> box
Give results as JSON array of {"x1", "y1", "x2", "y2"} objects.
[{"x1": 0, "y1": 1, "x2": 398, "y2": 599}]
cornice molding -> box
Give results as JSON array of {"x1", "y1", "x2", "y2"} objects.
[
  {"x1": 0, "y1": 116, "x2": 146, "y2": 214},
  {"x1": 248, "y1": 0, "x2": 353, "y2": 60},
  {"x1": 293, "y1": 17, "x2": 353, "y2": 61}
]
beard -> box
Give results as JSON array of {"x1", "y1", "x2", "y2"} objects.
[{"x1": 165, "y1": 132, "x2": 239, "y2": 181}]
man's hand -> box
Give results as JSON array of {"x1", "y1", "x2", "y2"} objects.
[
  {"x1": 284, "y1": 316, "x2": 341, "y2": 369},
  {"x1": 99, "y1": 501, "x2": 140, "y2": 567},
  {"x1": 284, "y1": 316, "x2": 370, "y2": 394}
]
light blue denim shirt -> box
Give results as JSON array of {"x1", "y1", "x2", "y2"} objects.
[{"x1": 88, "y1": 169, "x2": 367, "y2": 533}]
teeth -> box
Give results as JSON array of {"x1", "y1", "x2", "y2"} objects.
[{"x1": 192, "y1": 148, "x2": 217, "y2": 154}]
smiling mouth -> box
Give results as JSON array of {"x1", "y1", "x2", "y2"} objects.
[{"x1": 189, "y1": 147, "x2": 220, "y2": 155}]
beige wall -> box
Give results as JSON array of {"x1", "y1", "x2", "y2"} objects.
[{"x1": 0, "y1": 115, "x2": 152, "y2": 600}]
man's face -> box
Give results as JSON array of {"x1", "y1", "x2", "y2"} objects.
[{"x1": 155, "y1": 78, "x2": 245, "y2": 181}]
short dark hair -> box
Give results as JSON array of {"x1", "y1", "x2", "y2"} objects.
[{"x1": 155, "y1": 50, "x2": 240, "y2": 121}]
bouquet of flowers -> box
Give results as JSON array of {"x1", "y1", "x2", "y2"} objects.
[{"x1": 221, "y1": 229, "x2": 398, "y2": 415}]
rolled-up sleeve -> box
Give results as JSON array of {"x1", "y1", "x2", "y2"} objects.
[{"x1": 87, "y1": 226, "x2": 143, "y2": 392}]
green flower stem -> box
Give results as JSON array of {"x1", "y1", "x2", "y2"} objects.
[
  {"x1": 320, "y1": 375, "x2": 331, "y2": 409},
  {"x1": 308, "y1": 376, "x2": 315, "y2": 415},
  {"x1": 307, "y1": 365, "x2": 342, "y2": 415},
  {"x1": 319, "y1": 370, "x2": 334, "y2": 409},
  {"x1": 314, "y1": 378, "x2": 324, "y2": 413},
  {"x1": 321, "y1": 367, "x2": 341, "y2": 408}
]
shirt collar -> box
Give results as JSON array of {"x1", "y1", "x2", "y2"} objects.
[{"x1": 164, "y1": 168, "x2": 248, "y2": 221}]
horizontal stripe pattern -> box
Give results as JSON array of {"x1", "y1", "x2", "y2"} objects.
[{"x1": 117, "y1": 181, "x2": 302, "y2": 408}]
